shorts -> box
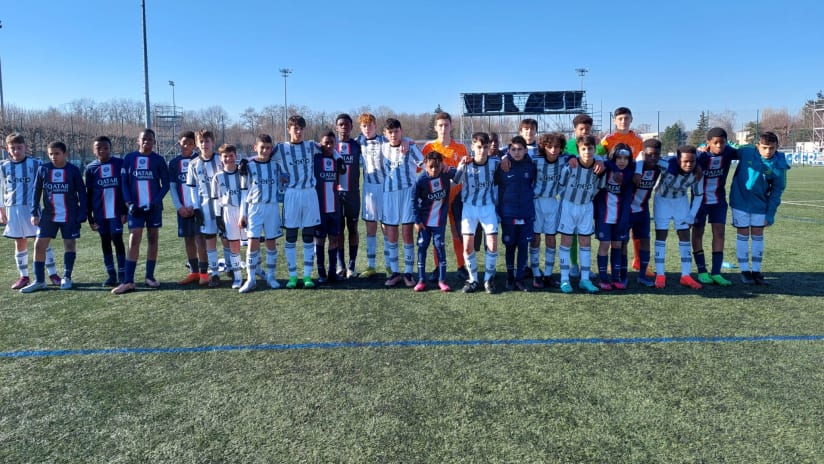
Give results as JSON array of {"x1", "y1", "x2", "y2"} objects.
[
  {"x1": 629, "y1": 210, "x2": 651, "y2": 240},
  {"x1": 361, "y1": 183, "x2": 382, "y2": 222},
  {"x1": 557, "y1": 200, "x2": 594, "y2": 236},
  {"x1": 595, "y1": 221, "x2": 629, "y2": 242},
  {"x1": 461, "y1": 204, "x2": 498, "y2": 235},
  {"x1": 338, "y1": 190, "x2": 361, "y2": 223},
  {"x1": 97, "y1": 217, "x2": 125, "y2": 236},
  {"x1": 315, "y1": 211, "x2": 342, "y2": 239},
  {"x1": 220, "y1": 205, "x2": 244, "y2": 241},
  {"x1": 653, "y1": 196, "x2": 691, "y2": 231},
  {"x1": 177, "y1": 214, "x2": 200, "y2": 238},
  {"x1": 128, "y1": 206, "x2": 163, "y2": 229},
  {"x1": 731, "y1": 208, "x2": 766, "y2": 228},
  {"x1": 381, "y1": 187, "x2": 415, "y2": 226},
  {"x1": 2, "y1": 205, "x2": 38, "y2": 238},
  {"x1": 500, "y1": 221, "x2": 533, "y2": 247},
  {"x1": 282, "y1": 188, "x2": 321, "y2": 229},
  {"x1": 533, "y1": 197, "x2": 560, "y2": 235},
  {"x1": 37, "y1": 218, "x2": 81, "y2": 239},
  {"x1": 246, "y1": 202, "x2": 283, "y2": 240},
  {"x1": 694, "y1": 201, "x2": 728, "y2": 227}
]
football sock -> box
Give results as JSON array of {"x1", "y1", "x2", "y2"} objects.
[
  {"x1": 654, "y1": 240, "x2": 667, "y2": 276},
  {"x1": 751, "y1": 234, "x2": 764, "y2": 272},
  {"x1": 679, "y1": 241, "x2": 691, "y2": 276},
  {"x1": 736, "y1": 234, "x2": 750, "y2": 272}
]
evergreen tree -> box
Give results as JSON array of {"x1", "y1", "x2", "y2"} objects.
[
  {"x1": 660, "y1": 122, "x2": 686, "y2": 154},
  {"x1": 688, "y1": 111, "x2": 710, "y2": 145}
]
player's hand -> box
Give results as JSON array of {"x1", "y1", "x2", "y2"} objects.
[
  {"x1": 128, "y1": 203, "x2": 142, "y2": 217},
  {"x1": 30, "y1": 216, "x2": 39, "y2": 227},
  {"x1": 120, "y1": 214, "x2": 127, "y2": 224},
  {"x1": 0, "y1": 209, "x2": 7, "y2": 224},
  {"x1": 238, "y1": 216, "x2": 247, "y2": 229},
  {"x1": 765, "y1": 215, "x2": 774, "y2": 226},
  {"x1": 415, "y1": 223, "x2": 424, "y2": 232},
  {"x1": 90, "y1": 221, "x2": 100, "y2": 231},
  {"x1": 238, "y1": 158, "x2": 249, "y2": 176},
  {"x1": 458, "y1": 156, "x2": 470, "y2": 168},
  {"x1": 178, "y1": 206, "x2": 192, "y2": 217},
  {"x1": 499, "y1": 156, "x2": 511, "y2": 172},
  {"x1": 632, "y1": 173, "x2": 642, "y2": 186},
  {"x1": 400, "y1": 139, "x2": 410, "y2": 154},
  {"x1": 216, "y1": 216, "x2": 227, "y2": 234},
  {"x1": 568, "y1": 157, "x2": 579, "y2": 169},
  {"x1": 593, "y1": 160, "x2": 605, "y2": 175}
]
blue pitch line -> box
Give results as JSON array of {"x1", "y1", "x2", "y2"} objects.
[{"x1": 2, "y1": 334, "x2": 824, "y2": 360}]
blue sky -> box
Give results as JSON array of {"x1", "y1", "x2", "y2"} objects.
[{"x1": 2, "y1": 0, "x2": 822, "y2": 132}]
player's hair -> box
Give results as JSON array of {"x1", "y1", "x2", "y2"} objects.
[
  {"x1": 48, "y1": 141, "x2": 68, "y2": 153},
  {"x1": 610, "y1": 142, "x2": 633, "y2": 161},
  {"x1": 288, "y1": 115, "x2": 306, "y2": 128},
  {"x1": 643, "y1": 138, "x2": 662, "y2": 150},
  {"x1": 424, "y1": 150, "x2": 443, "y2": 164},
  {"x1": 538, "y1": 132, "x2": 567, "y2": 152},
  {"x1": 489, "y1": 132, "x2": 500, "y2": 143},
  {"x1": 256, "y1": 133, "x2": 273, "y2": 144},
  {"x1": 676, "y1": 145, "x2": 698, "y2": 159},
  {"x1": 5, "y1": 132, "x2": 26, "y2": 145},
  {"x1": 758, "y1": 131, "x2": 779, "y2": 145},
  {"x1": 322, "y1": 130, "x2": 336, "y2": 140},
  {"x1": 218, "y1": 143, "x2": 237, "y2": 155},
  {"x1": 178, "y1": 130, "x2": 195, "y2": 140},
  {"x1": 358, "y1": 112, "x2": 376, "y2": 125},
  {"x1": 471, "y1": 132, "x2": 490, "y2": 145},
  {"x1": 572, "y1": 114, "x2": 594, "y2": 127},
  {"x1": 434, "y1": 112, "x2": 452, "y2": 123},
  {"x1": 140, "y1": 128, "x2": 156, "y2": 138},
  {"x1": 519, "y1": 118, "x2": 538, "y2": 131},
  {"x1": 613, "y1": 107, "x2": 632, "y2": 117},
  {"x1": 576, "y1": 134, "x2": 597, "y2": 148},
  {"x1": 384, "y1": 118, "x2": 402, "y2": 131},
  {"x1": 196, "y1": 130, "x2": 215, "y2": 142},
  {"x1": 510, "y1": 135, "x2": 528, "y2": 148},
  {"x1": 335, "y1": 114, "x2": 353, "y2": 125},
  {"x1": 93, "y1": 135, "x2": 112, "y2": 146},
  {"x1": 706, "y1": 127, "x2": 727, "y2": 140}
]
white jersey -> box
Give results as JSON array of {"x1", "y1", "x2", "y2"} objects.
[
  {"x1": 211, "y1": 169, "x2": 244, "y2": 209},
  {"x1": 187, "y1": 154, "x2": 223, "y2": 207},
  {"x1": 276, "y1": 141, "x2": 321, "y2": 190},
  {"x1": 0, "y1": 157, "x2": 40, "y2": 207},
  {"x1": 558, "y1": 163, "x2": 604, "y2": 205},
  {"x1": 532, "y1": 155, "x2": 567, "y2": 199},
  {"x1": 359, "y1": 135, "x2": 387, "y2": 186},
  {"x1": 382, "y1": 143, "x2": 423, "y2": 192},
  {"x1": 654, "y1": 158, "x2": 703, "y2": 199},
  {"x1": 241, "y1": 158, "x2": 281, "y2": 210},
  {"x1": 454, "y1": 158, "x2": 498, "y2": 207}
]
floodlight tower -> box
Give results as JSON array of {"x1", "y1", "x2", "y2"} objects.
[
  {"x1": 169, "y1": 80, "x2": 176, "y2": 137},
  {"x1": 279, "y1": 68, "x2": 292, "y2": 141},
  {"x1": 574, "y1": 67, "x2": 589, "y2": 92}
]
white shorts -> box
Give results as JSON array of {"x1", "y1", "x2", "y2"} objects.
[
  {"x1": 3, "y1": 205, "x2": 37, "y2": 239},
  {"x1": 382, "y1": 187, "x2": 415, "y2": 225},
  {"x1": 362, "y1": 183, "x2": 383, "y2": 222},
  {"x1": 197, "y1": 199, "x2": 218, "y2": 235},
  {"x1": 282, "y1": 188, "x2": 321, "y2": 229},
  {"x1": 557, "y1": 200, "x2": 594, "y2": 236},
  {"x1": 654, "y1": 195, "x2": 691, "y2": 231},
  {"x1": 221, "y1": 205, "x2": 244, "y2": 241},
  {"x1": 731, "y1": 208, "x2": 766, "y2": 228},
  {"x1": 461, "y1": 204, "x2": 499, "y2": 235},
  {"x1": 534, "y1": 197, "x2": 560, "y2": 235},
  {"x1": 246, "y1": 202, "x2": 283, "y2": 239}
]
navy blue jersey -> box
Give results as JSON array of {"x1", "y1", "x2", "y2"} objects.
[
  {"x1": 167, "y1": 153, "x2": 196, "y2": 209},
  {"x1": 121, "y1": 151, "x2": 170, "y2": 209},
  {"x1": 413, "y1": 168, "x2": 456, "y2": 227},
  {"x1": 314, "y1": 153, "x2": 344, "y2": 214},
  {"x1": 594, "y1": 161, "x2": 635, "y2": 227},
  {"x1": 495, "y1": 156, "x2": 536, "y2": 220},
  {"x1": 33, "y1": 162, "x2": 86, "y2": 223},
  {"x1": 336, "y1": 138, "x2": 362, "y2": 193},
  {"x1": 85, "y1": 157, "x2": 126, "y2": 222},
  {"x1": 695, "y1": 145, "x2": 738, "y2": 205}
]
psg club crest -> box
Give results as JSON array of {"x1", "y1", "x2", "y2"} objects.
[
  {"x1": 101, "y1": 165, "x2": 113, "y2": 178},
  {"x1": 338, "y1": 143, "x2": 350, "y2": 155},
  {"x1": 138, "y1": 158, "x2": 148, "y2": 170},
  {"x1": 323, "y1": 158, "x2": 334, "y2": 171},
  {"x1": 430, "y1": 178, "x2": 442, "y2": 191},
  {"x1": 642, "y1": 171, "x2": 654, "y2": 180},
  {"x1": 710, "y1": 157, "x2": 722, "y2": 169},
  {"x1": 52, "y1": 169, "x2": 64, "y2": 182}
]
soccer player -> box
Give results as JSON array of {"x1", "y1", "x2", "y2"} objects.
[
  {"x1": 356, "y1": 112, "x2": 389, "y2": 278},
  {"x1": 381, "y1": 118, "x2": 424, "y2": 287},
  {"x1": 628, "y1": 138, "x2": 662, "y2": 287},
  {"x1": 518, "y1": 118, "x2": 540, "y2": 158},
  {"x1": 21, "y1": 141, "x2": 86, "y2": 293},
  {"x1": 692, "y1": 127, "x2": 738, "y2": 286},
  {"x1": 333, "y1": 114, "x2": 362, "y2": 279},
  {"x1": 85, "y1": 135, "x2": 127, "y2": 287},
  {"x1": 557, "y1": 135, "x2": 605, "y2": 294},
  {"x1": 238, "y1": 133, "x2": 283, "y2": 293},
  {"x1": 314, "y1": 131, "x2": 346, "y2": 283},
  {"x1": 188, "y1": 130, "x2": 225, "y2": 287},
  {"x1": 167, "y1": 130, "x2": 201, "y2": 285},
  {"x1": 529, "y1": 132, "x2": 567, "y2": 289},
  {"x1": 1, "y1": 133, "x2": 61, "y2": 289},
  {"x1": 729, "y1": 132, "x2": 789, "y2": 285},
  {"x1": 211, "y1": 144, "x2": 246, "y2": 289},
  {"x1": 412, "y1": 151, "x2": 456, "y2": 292},
  {"x1": 454, "y1": 132, "x2": 499, "y2": 294},
  {"x1": 594, "y1": 143, "x2": 635, "y2": 290},
  {"x1": 112, "y1": 129, "x2": 170, "y2": 294}
]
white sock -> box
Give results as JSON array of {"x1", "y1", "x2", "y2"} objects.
[
  {"x1": 654, "y1": 240, "x2": 667, "y2": 276},
  {"x1": 751, "y1": 235, "x2": 764, "y2": 272},
  {"x1": 736, "y1": 234, "x2": 750, "y2": 272},
  {"x1": 465, "y1": 251, "x2": 478, "y2": 283},
  {"x1": 559, "y1": 246, "x2": 571, "y2": 281},
  {"x1": 366, "y1": 235, "x2": 377, "y2": 268},
  {"x1": 679, "y1": 241, "x2": 692, "y2": 276},
  {"x1": 484, "y1": 250, "x2": 498, "y2": 282},
  {"x1": 15, "y1": 250, "x2": 28, "y2": 277},
  {"x1": 285, "y1": 241, "x2": 298, "y2": 277},
  {"x1": 266, "y1": 248, "x2": 278, "y2": 279},
  {"x1": 579, "y1": 246, "x2": 591, "y2": 280},
  {"x1": 303, "y1": 241, "x2": 314, "y2": 278}
]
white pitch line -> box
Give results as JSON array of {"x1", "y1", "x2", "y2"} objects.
[{"x1": 783, "y1": 201, "x2": 824, "y2": 208}]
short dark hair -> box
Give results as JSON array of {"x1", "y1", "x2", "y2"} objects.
[
  {"x1": 576, "y1": 134, "x2": 597, "y2": 148},
  {"x1": 538, "y1": 132, "x2": 567, "y2": 153},
  {"x1": 179, "y1": 130, "x2": 195, "y2": 140},
  {"x1": 5, "y1": 132, "x2": 26, "y2": 145},
  {"x1": 140, "y1": 128, "x2": 156, "y2": 138},
  {"x1": 519, "y1": 118, "x2": 538, "y2": 131},
  {"x1": 676, "y1": 145, "x2": 698, "y2": 158},
  {"x1": 572, "y1": 114, "x2": 593, "y2": 127},
  {"x1": 471, "y1": 132, "x2": 489, "y2": 145},
  {"x1": 706, "y1": 127, "x2": 727, "y2": 140},
  {"x1": 384, "y1": 118, "x2": 402, "y2": 131},
  {"x1": 510, "y1": 135, "x2": 528, "y2": 148},
  {"x1": 218, "y1": 144, "x2": 237, "y2": 155},
  {"x1": 758, "y1": 131, "x2": 779, "y2": 146},
  {"x1": 335, "y1": 113, "x2": 353, "y2": 124},
  {"x1": 425, "y1": 150, "x2": 444, "y2": 163},
  {"x1": 321, "y1": 130, "x2": 336, "y2": 140},
  {"x1": 643, "y1": 138, "x2": 662, "y2": 150},
  {"x1": 93, "y1": 136, "x2": 112, "y2": 146},
  {"x1": 288, "y1": 115, "x2": 306, "y2": 128},
  {"x1": 613, "y1": 107, "x2": 632, "y2": 117},
  {"x1": 256, "y1": 133, "x2": 273, "y2": 144},
  {"x1": 48, "y1": 141, "x2": 68, "y2": 153},
  {"x1": 434, "y1": 112, "x2": 452, "y2": 123},
  {"x1": 196, "y1": 130, "x2": 215, "y2": 142}
]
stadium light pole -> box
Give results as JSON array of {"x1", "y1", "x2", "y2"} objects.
[
  {"x1": 169, "y1": 80, "x2": 176, "y2": 137},
  {"x1": 142, "y1": 0, "x2": 151, "y2": 128},
  {"x1": 574, "y1": 67, "x2": 588, "y2": 92},
  {"x1": 279, "y1": 68, "x2": 292, "y2": 141},
  {"x1": 1, "y1": 19, "x2": 5, "y2": 125}
]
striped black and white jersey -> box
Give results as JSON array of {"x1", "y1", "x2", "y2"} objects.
[
  {"x1": 276, "y1": 141, "x2": 321, "y2": 190},
  {"x1": 211, "y1": 169, "x2": 244, "y2": 210},
  {"x1": 0, "y1": 157, "x2": 40, "y2": 207},
  {"x1": 654, "y1": 157, "x2": 703, "y2": 199},
  {"x1": 187, "y1": 153, "x2": 223, "y2": 207},
  {"x1": 358, "y1": 135, "x2": 387, "y2": 186},
  {"x1": 558, "y1": 163, "x2": 605, "y2": 205},
  {"x1": 241, "y1": 158, "x2": 280, "y2": 206},
  {"x1": 533, "y1": 155, "x2": 568, "y2": 199},
  {"x1": 382, "y1": 143, "x2": 423, "y2": 192},
  {"x1": 454, "y1": 158, "x2": 499, "y2": 207}
]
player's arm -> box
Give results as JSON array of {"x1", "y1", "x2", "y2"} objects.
[
  {"x1": 155, "y1": 158, "x2": 171, "y2": 207},
  {"x1": 30, "y1": 167, "x2": 44, "y2": 226},
  {"x1": 765, "y1": 155, "x2": 789, "y2": 225},
  {"x1": 120, "y1": 159, "x2": 133, "y2": 207},
  {"x1": 84, "y1": 166, "x2": 96, "y2": 225},
  {"x1": 73, "y1": 166, "x2": 87, "y2": 224}
]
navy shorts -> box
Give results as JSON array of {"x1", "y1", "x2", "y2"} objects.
[
  {"x1": 338, "y1": 190, "x2": 361, "y2": 223},
  {"x1": 37, "y1": 218, "x2": 81, "y2": 239},
  {"x1": 595, "y1": 220, "x2": 630, "y2": 242},
  {"x1": 315, "y1": 211, "x2": 342, "y2": 239},
  {"x1": 127, "y1": 206, "x2": 163, "y2": 229},
  {"x1": 500, "y1": 220, "x2": 533, "y2": 247},
  {"x1": 694, "y1": 202, "x2": 728, "y2": 227},
  {"x1": 96, "y1": 217, "x2": 124, "y2": 236},
  {"x1": 176, "y1": 214, "x2": 199, "y2": 237},
  {"x1": 629, "y1": 210, "x2": 651, "y2": 240}
]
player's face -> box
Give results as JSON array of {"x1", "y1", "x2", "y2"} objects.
[
  {"x1": 138, "y1": 131, "x2": 156, "y2": 154},
  {"x1": 254, "y1": 141, "x2": 273, "y2": 160},
  {"x1": 385, "y1": 127, "x2": 403, "y2": 146},
  {"x1": 678, "y1": 152, "x2": 697, "y2": 172},
  {"x1": 757, "y1": 142, "x2": 777, "y2": 160},
  {"x1": 336, "y1": 118, "x2": 352, "y2": 140},
  {"x1": 614, "y1": 114, "x2": 632, "y2": 132},
  {"x1": 707, "y1": 136, "x2": 727, "y2": 155},
  {"x1": 519, "y1": 125, "x2": 537, "y2": 143},
  {"x1": 425, "y1": 160, "x2": 442, "y2": 177},
  {"x1": 47, "y1": 148, "x2": 68, "y2": 167},
  {"x1": 643, "y1": 147, "x2": 661, "y2": 169},
  {"x1": 471, "y1": 140, "x2": 489, "y2": 160},
  {"x1": 434, "y1": 119, "x2": 452, "y2": 141},
  {"x1": 197, "y1": 137, "x2": 215, "y2": 157},
  {"x1": 508, "y1": 143, "x2": 527, "y2": 161},
  {"x1": 578, "y1": 144, "x2": 595, "y2": 162},
  {"x1": 489, "y1": 137, "x2": 500, "y2": 154},
  {"x1": 93, "y1": 141, "x2": 111, "y2": 162},
  {"x1": 179, "y1": 137, "x2": 195, "y2": 156},
  {"x1": 360, "y1": 122, "x2": 377, "y2": 139},
  {"x1": 615, "y1": 155, "x2": 630, "y2": 170},
  {"x1": 220, "y1": 151, "x2": 237, "y2": 170},
  {"x1": 6, "y1": 143, "x2": 28, "y2": 162},
  {"x1": 574, "y1": 123, "x2": 592, "y2": 137},
  {"x1": 320, "y1": 136, "x2": 335, "y2": 155},
  {"x1": 289, "y1": 124, "x2": 304, "y2": 143}
]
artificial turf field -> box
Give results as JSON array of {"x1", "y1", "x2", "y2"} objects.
[{"x1": 1, "y1": 167, "x2": 823, "y2": 463}]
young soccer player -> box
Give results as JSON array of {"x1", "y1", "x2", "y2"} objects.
[
  {"x1": 188, "y1": 130, "x2": 225, "y2": 287},
  {"x1": 455, "y1": 132, "x2": 500, "y2": 294},
  {"x1": 518, "y1": 118, "x2": 539, "y2": 158},
  {"x1": 85, "y1": 135, "x2": 127, "y2": 286},
  {"x1": 356, "y1": 112, "x2": 389, "y2": 279},
  {"x1": 277, "y1": 115, "x2": 323, "y2": 289},
  {"x1": 594, "y1": 143, "x2": 635, "y2": 290},
  {"x1": 381, "y1": 118, "x2": 424, "y2": 287},
  {"x1": 238, "y1": 133, "x2": 283, "y2": 293},
  {"x1": 495, "y1": 136, "x2": 536, "y2": 292},
  {"x1": 628, "y1": 138, "x2": 662, "y2": 287},
  {"x1": 20, "y1": 141, "x2": 86, "y2": 293},
  {"x1": 333, "y1": 114, "x2": 362, "y2": 279},
  {"x1": 167, "y1": 131, "x2": 201, "y2": 285},
  {"x1": 1, "y1": 133, "x2": 61, "y2": 289},
  {"x1": 314, "y1": 131, "x2": 346, "y2": 283},
  {"x1": 557, "y1": 135, "x2": 605, "y2": 293},
  {"x1": 422, "y1": 112, "x2": 470, "y2": 282},
  {"x1": 639, "y1": 145, "x2": 704, "y2": 289},
  {"x1": 692, "y1": 127, "x2": 738, "y2": 286},
  {"x1": 528, "y1": 132, "x2": 567, "y2": 289},
  {"x1": 211, "y1": 143, "x2": 245, "y2": 289},
  {"x1": 412, "y1": 151, "x2": 456, "y2": 292},
  {"x1": 729, "y1": 132, "x2": 788, "y2": 285},
  {"x1": 112, "y1": 129, "x2": 170, "y2": 294}
]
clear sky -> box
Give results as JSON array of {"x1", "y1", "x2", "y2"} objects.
[{"x1": 2, "y1": 0, "x2": 822, "y2": 132}]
